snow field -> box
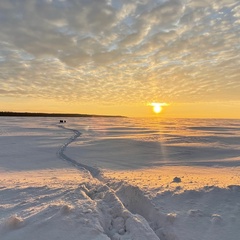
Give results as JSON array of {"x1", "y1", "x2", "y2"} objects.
[
  {"x1": 1, "y1": 117, "x2": 240, "y2": 240},
  {"x1": 103, "y1": 172, "x2": 240, "y2": 240},
  {"x1": 0, "y1": 171, "x2": 162, "y2": 240}
]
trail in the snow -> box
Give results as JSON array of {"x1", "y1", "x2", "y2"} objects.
[
  {"x1": 57, "y1": 124, "x2": 178, "y2": 240},
  {"x1": 57, "y1": 125, "x2": 100, "y2": 177}
]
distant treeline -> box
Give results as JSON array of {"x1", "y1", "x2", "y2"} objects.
[{"x1": 0, "y1": 112, "x2": 125, "y2": 118}]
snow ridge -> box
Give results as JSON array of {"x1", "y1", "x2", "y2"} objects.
[{"x1": 79, "y1": 182, "x2": 160, "y2": 240}]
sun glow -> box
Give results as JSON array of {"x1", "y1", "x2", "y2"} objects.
[
  {"x1": 153, "y1": 104, "x2": 162, "y2": 113},
  {"x1": 149, "y1": 103, "x2": 168, "y2": 114}
]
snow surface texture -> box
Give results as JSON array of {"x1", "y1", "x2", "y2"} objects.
[{"x1": 0, "y1": 117, "x2": 240, "y2": 240}]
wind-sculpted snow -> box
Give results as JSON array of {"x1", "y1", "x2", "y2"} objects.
[
  {"x1": 64, "y1": 118, "x2": 240, "y2": 170},
  {"x1": 1, "y1": 117, "x2": 240, "y2": 240}
]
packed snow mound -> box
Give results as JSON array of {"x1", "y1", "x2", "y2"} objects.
[
  {"x1": 79, "y1": 182, "x2": 161, "y2": 240},
  {"x1": 125, "y1": 214, "x2": 159, "y2": 240},
  {"x1": 1, "y1": 215, "x2": 24, "y2": 231},
  {"x1": 59, "y1": 204, "x2": 73, "y2": 215}
]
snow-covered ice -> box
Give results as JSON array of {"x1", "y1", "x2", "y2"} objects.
[{"x1": 0, "y1": 117, "x2": 240, "y2": 240}]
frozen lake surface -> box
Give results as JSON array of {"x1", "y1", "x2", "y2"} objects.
[
  {"x1": 0, "y1": 117, "x2": 240, "y2": 240},
  {"x1": 65, "y1": 117, "x2": 240, "y2": 169}
]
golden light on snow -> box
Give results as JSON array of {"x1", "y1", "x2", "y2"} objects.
[{"x1": 102, "y1": 166, "x2": 240, "y2": 193}]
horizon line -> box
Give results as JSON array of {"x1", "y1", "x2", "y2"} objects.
[{"x1": 0, "y1": 111, "x2": 126, "y2": 118}]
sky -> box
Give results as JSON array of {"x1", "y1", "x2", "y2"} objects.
[{"x1": 0, "y1": 0, "x2": 239, "y2": 118}]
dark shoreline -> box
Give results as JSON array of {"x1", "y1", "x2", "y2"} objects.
[{"x1": 0, "y1": 112, "x2": 125, "y2": 118}]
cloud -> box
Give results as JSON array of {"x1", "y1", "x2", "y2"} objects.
[{"x1": 0, "y1": 0, "x2": 239, "y2": 105}]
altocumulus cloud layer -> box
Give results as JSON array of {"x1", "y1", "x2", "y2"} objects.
[{"x1": 0, "y1": 0, "x2": 239, "y2": 104}]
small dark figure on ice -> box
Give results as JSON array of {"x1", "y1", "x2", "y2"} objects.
[{"x1": 59, "y1": 120, "x2": 66, "y2": 123}]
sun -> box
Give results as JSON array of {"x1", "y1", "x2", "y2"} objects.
[
  {"x1": 153, "y1": 104, "x2": 162, "y2": 113},
  {"x1": 149, "y1": 103, "x2": 168, "y2": 114}
]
